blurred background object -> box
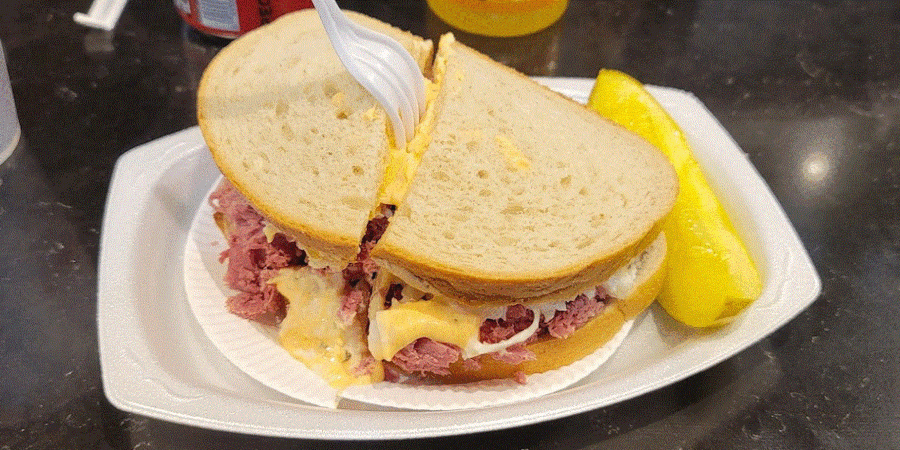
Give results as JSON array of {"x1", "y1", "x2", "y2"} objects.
[
  {"x1": 0, "y1": 41, "x2": 19, "y2": 165},
  {"x1": 425, "y1": 7, "x2": 563, "y2": 75},
  {"x1": 174, "y1": 0, "x2": 312, "y2": 38},
  {"x1": 425, "y1": 0, "x2": 568, "y2": 37}
]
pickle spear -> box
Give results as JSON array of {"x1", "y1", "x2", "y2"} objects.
[{"x1": 587, "y1": 69, "x2": 762, "y2": 327}]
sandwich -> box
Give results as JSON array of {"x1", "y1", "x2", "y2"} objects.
[{"x1": 198, "y1": 10, "x2": 678, "y2": 390}]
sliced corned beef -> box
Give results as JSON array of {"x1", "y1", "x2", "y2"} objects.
[
  {"x1": 391, "y1": 338, "x2": 462, "y2": 376},
  {"x1": 337, "y1": 282, "x2": 371, "y2": 326},
  {"x1": 210, "y1": 181, "x2": 305, "y2": 323},
  {"x1": 487, "y1": 343, "x2": 535, "y2": 365},
  {"x1": 338, "y1": 208, "x2": 391, "y2": 323},
  {"x1": 480, "y1": 304, "x2": 536, "y2": 344},
  {"x1": 389, "y1": 287, "x2": 611, "y2": 379},
  {"x1": 545, "y1": 287, "x2": 609, "y2": 339}
]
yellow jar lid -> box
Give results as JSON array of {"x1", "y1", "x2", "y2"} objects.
[{"x1": 427, "y1": 0, "x2": 568, "y2": 37}]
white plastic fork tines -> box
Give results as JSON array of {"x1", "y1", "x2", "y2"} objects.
[{"x1": 311, "y1": 0, "x2": 426, "y2": 147}]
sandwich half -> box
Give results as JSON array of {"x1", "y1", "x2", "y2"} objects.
[
  {"x1": 198, "y1": 10, "x2": 432, "y2": 389},
  {"x1": 367, "y1": 36, "x2": 678, "y2": 382}
]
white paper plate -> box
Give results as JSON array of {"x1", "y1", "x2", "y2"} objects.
[{"x1": 98, "y1": 78, "x2": 821, "y2": 439}]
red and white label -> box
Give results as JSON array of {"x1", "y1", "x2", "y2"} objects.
[{"x1": 176, "y1": 0, "x2": 313, "y2": 38}]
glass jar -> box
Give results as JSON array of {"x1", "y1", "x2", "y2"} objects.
[{"x1": 426, "y1": 0, "x2": 568, "y2": 37}]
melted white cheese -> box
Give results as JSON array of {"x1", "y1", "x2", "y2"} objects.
[
  {"x1": 601, "y1": 250, "x2": 646, "y2": 299},
  {"x1": 460, "y1": 311, "x2": 540, "y2": 359}
]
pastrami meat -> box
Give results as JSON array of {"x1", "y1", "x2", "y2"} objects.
[
  {"x1": 209, "y1": 181, "x2": 304, "y2": 324},
  {"x1": 388, "y1": 288, "x2": 612, "y2": 379},
  {"x1": 209, "y1": 180, "x2": 387, "y2": 326}
]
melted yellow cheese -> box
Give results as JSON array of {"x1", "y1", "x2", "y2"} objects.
[
  {"x1": 262, "y1": 222, "x2": 279, "y2": 243},
  {"x1": 371, "y1": 299, "x2": 482, "y2": 360},
  {"x1": 272, "y1": 267, "x2": 383, "y2": 389},
  {"x1": 301, "y1": 248, "x2": 334, "y2": 270},
  {"x1": 370, "y1": 296, "x2": 544, "y2": 361},
  {"x1": 376, "y1": 35, "x2": 454, "y2": 206},
  {"x1": 363, "y1": 106, "x2": 378, "y2": 122},
  {"x1": 495, "y1": 134, "x2": 532, "y2": 171}
]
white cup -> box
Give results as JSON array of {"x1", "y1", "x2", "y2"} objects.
[{"x1": 0, "y1": 42, "x2": 20, "y2": 165}]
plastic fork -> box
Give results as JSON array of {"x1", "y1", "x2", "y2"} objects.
[{"x1": 311, "y1": 0, "x2": 426, "y2": 147}]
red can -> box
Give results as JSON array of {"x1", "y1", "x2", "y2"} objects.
[{"x1": 174, "y1": 0, "x2": 313, "y2": 38}]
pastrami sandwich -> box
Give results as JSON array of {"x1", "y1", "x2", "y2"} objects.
[{"x1": 197, "y1": 10, "x2": 678, "y2": 390}]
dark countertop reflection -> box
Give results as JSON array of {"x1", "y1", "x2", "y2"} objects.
[{"x1": 1, "y1": 0, "x2": 898, "y2": 448}]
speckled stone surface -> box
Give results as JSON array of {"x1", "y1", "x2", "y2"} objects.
[{"x1": 0, "y1": 0, "x2": 898, "y2": 448}]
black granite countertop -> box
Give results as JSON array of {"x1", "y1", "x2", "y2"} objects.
[{"x1": 1, "y1": 0, "x2": 898, "y2": 448}]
